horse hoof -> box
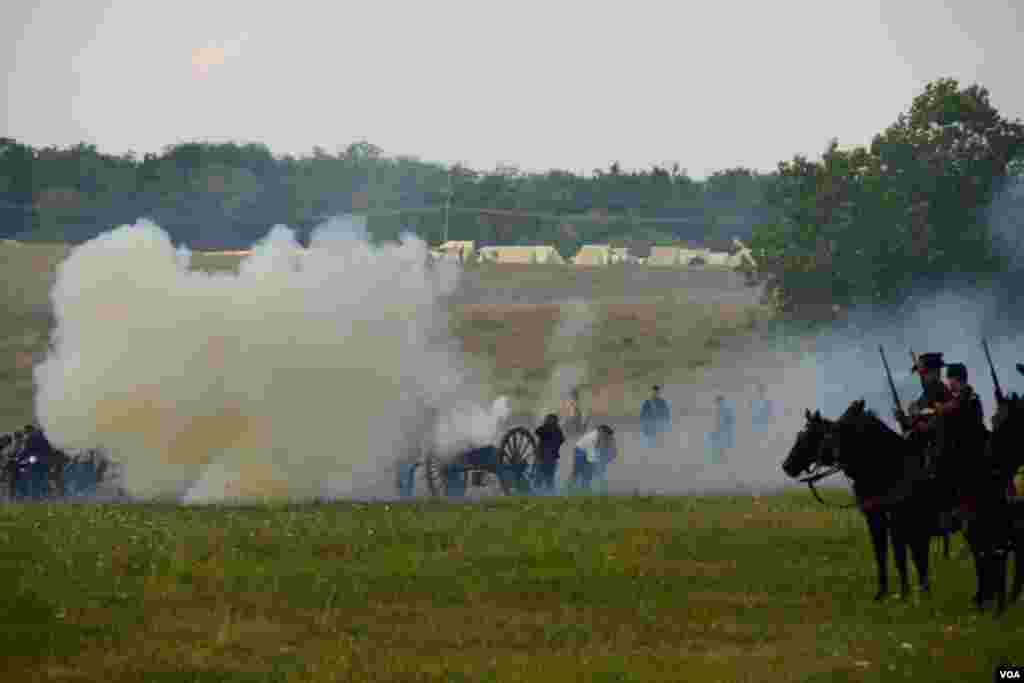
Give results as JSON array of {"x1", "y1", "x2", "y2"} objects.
[
  {"x1": 873, "y1": 591, "x2": 887, "y2": 602},
  {"x1": 920, "y1": 585, "x2": 932, "y2": 598}
]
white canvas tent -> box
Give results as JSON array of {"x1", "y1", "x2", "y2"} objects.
[
  {"x1": 477, "y1": 245, "x2": 565, "y2": 264},
  {"x1": 572, "y1": 244, "x2": 613, "y2": 266},
  {"x1": 437, "y1": 240, "x2": 476, "y2": 263},
  {"x1": 646, "y1": 246, "x2": 682, "y2": 266}
]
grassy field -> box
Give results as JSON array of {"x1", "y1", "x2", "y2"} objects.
[
  {"x1": 1, "y1": 492, "x2": 1020, "y2": 682},
  {"x1": 2, "y1": 241, "x2": 1020, "y2": 681},
  {"x1": 0, "y1": 241, "x2": 768, "y2": 426}
]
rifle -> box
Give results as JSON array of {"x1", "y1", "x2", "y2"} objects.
[
  {"x1": 982, "y1": 338, "x2": 1003, "y2": 402},
  {"x1": 881, "y1": 346, "x2": 906, "y2": 428}
]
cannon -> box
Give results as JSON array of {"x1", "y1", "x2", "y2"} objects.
[
  {"x1": 422, "y1": 426, "x2": 540, "y2": 498},
  {"x1": 1, "y1": 444, "x2": 122, "y2": 502}
]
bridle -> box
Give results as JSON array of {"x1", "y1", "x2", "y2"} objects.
[{"x1": 798, "y1": 421, "x2": 858, "y2": 509}]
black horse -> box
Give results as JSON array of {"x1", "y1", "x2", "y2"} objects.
[
  {"x1": 783, "y1": 403, "x2": 941, "y2": 601},
  {"x1": 975, "y1": 388, "x2": 1024, "y2": 612}
]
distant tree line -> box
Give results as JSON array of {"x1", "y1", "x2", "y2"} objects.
[
  {"x1": 2, "y1": 78, "x2": 1022, "y2": 315},
  {"x1": 0, "y1": 137, "x2": 775, "y2": 257}
]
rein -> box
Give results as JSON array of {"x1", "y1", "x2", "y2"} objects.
[{"x1": 800, "y1": 465, "x2": 859, "y2": 509}]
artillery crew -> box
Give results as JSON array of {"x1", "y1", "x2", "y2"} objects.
[
  {"x1": 534, "y1": 414, "x2": 565, "y2": 493},
  {"x1": 560, "y1": 387, "x2": 586, "y2": 438}
]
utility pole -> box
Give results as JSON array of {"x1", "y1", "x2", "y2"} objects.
[{"x1": 443, "y1": 166, "x2": 453, "y2": 244}]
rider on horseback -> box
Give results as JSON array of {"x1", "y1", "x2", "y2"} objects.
[
  {"x1": 895, "y1": 352, "x2": 950, "y2": 471},
  {"x1": 932, "y1": 362, "x2": 987, "y2": 520}
]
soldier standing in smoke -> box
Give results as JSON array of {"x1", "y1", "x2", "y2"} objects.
[
  {"x1": 534, "y1": 414, "x2": 565, "y2": 494},
  {"x1": 570, "y1": 424, "x2": 616, "y2": 493},
  {"x1": 749, "y1": 382, "x2": 774, "y2": 433},
  {"x1": 640, "y1": 385, "x2": 671, "y2": 448},
  {"x1": 706, "y1": 395, "x2": 735, "y2": 465},
  {"x1": 560, "y1": 387, "x2": 586, "y2": 438},
  {"x1": 395, "y1": 402, "x2": 439, "y2": 499},
  {"x1": 19, "y1": 425, "x2": 55, "y2": 500}
]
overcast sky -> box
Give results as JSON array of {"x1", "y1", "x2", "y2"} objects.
[{"x1": 2, "y1": 0, "x2": 1021, "y2": 179}]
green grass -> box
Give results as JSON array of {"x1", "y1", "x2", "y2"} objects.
[{"x1": 0, "y1": 492, "x2": 1019, "y2": 681}]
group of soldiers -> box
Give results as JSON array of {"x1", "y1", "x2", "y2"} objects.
[
  {"x1": 542, "y1": 390, "x2": 619, "y2": 494},
  {"x1": 881, "y1": 350, "x2": 1017, "y2": 521},
  {"x1": 640, "y1": 383, "x2": 774, "y2": 465},
  {"x1": 0, "y1": 424, "x2": 107, "y2": 501}
]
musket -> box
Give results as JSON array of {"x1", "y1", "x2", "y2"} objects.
[
  {"x1": 881, "y1": 346, "x2": 905, "y2": 425},
  {"x1": 982, "y1": 338, "x2": 1003, "y2": 401}
]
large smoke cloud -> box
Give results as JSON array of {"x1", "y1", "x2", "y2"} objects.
[{"x1": 33, "y1": 217, "x2": 505, "y2": 503}]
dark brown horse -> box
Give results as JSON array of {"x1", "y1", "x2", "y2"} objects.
[
  {"x1": 783, "y1": 403, "x2": 940, "y2": 601},
  {"x1": 976, "y1": 386, "x2": 1024, "y2": 612}
]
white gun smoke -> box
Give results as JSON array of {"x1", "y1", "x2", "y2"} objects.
[{"x1": 33, "y1": 216, "x2": 507, "y2": 503}]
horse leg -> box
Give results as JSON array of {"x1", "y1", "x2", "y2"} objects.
[
  {"x1": 890, "y1": 513, "x2": 911, "y2": 599},
  {"x1": 1012, "y1": 538, "x2": 1023, "y2": 604},
  {"x1": 910, "y1": 519, "x2": 932, "y2": 596},
  {"x1": 942, "y1": 530, "x2": 951, "y2": 559},
  {"x1": 993, "y1": 541, "x2": 1009, "y2": 616},
  {"x1": 865, "y1": 511, "x2": 889, "y2": 601},
  {"x1": 965, "y1": 521, "x2": 989, "y2": 610},
  {"x1": 991, "y1": 507, "x2": 1013, "y2": 616}
]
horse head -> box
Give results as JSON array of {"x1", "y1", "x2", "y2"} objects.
[{"x1": 782, "y1": 409, "x2": 835, "y2": 478}]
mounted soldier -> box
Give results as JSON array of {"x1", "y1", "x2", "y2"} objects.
[
  {"x1": 932, "y1": 363, "x2": 987, "y2": 523},
  {"x1": 894, "y1": 352, "x2": 950, "y2": 474}
]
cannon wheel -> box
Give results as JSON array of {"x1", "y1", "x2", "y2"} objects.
[{"x1": 497, "y1": 426, "x2": 539, "y2": 495}]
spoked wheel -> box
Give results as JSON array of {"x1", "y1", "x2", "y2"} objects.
[{"x1": 497, "y1": 426, "x2": 539, "y2": 495}]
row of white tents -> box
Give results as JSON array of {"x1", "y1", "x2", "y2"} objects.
[{"x1": 431, "y1": 240, "x2": 755, "y2": 268}]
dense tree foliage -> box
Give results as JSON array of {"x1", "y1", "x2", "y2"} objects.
[
  {"x1": 750, "y1": 79, "x2": 1024, "y2": 314},
  {"x1": 0, "y1": 138, "x2": 774, "y2": 254}
]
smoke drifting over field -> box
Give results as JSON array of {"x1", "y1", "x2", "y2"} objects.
[
  {"x1": 588, "y1": 290, "x2": 1024, "y2": 497},
  {"x1": 33, "y1": 217, "x2": 505, "y2": 503},
  {"x1": 596, "y1": 339, "x2": 817, "y2": 496},
  {"x1": 534, "y1": 299, "x2": 597, "y2": 423}
]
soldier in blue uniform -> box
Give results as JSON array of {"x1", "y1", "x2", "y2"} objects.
[
  {"x1": 706, "y1": 396, "x2": 735, "y2": 465},
  {"x1": 750, "y1": 382, "x2": 774, "y2": 433},
  {"x1": 640, "y1": 385, "x2": 671, "y2": 447}
]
